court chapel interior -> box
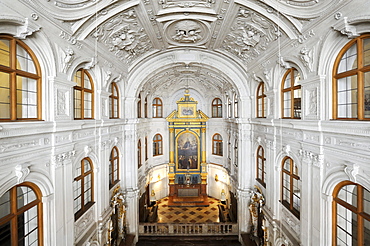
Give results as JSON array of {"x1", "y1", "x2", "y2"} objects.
[{"x1": 0, "y1": 0, "x2": 370, "y2": 245}]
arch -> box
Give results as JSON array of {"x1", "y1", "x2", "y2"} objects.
[
  {"x1": 212, "y1": 133, "x2": 223, "y2": 156},
  {"x1": 109, "y1": 81, "x2": 119, "y2": 119},
  {"x1": 109, "y1": 146, "x2": 120, "y2": 189},
  {"x1": 73, "y1": 68, "x2": 95, "y2": 119},
  {"x1": 0, "y1": 181, "x2": 44, "y2": 245},
  {"x1": 153, "y1": 133, "x2": 163, "y2": 156},
  {"x1": 0, "y1": 35, "x2": 42, "y2": 121},
  {"x1": 152, "y1": 97, "x2": 163, "y2": 118}
]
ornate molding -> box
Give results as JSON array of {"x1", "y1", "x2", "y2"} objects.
[
  {"x1": 92, "y1": 8, "x2": 154, "y2": 64},
  {"x1": 159, "y1": 0, "x2": 215, "y2": 9},
  {"x1": 344, "y1": 161, "x2": 360, "y2": 182},
  {"x1": 165, "y1": 19, "x2": 210, "y2": 46},
  {"x1": 48, "y1": 150, "x2": 76, "y2": 168},
  {"x1": 332, "y1": 17, "x2": 359, "y2": 38},
  {"x1": 281, "y1": 207, "x2": 300, "y2": 236},
  {"x1": 15, "y1": 163, "x2": 30, "y2": 184},
  {"x1": 298, "y1": 149, "x2": 322, "y2": 167},
  {"x1": 221, "y1": 7, "x2": 281, "y2": 64},
  {"x1": 0, "y1": 15, "x2": 40, "y2": 39},
  {"x1": 75, "y1": 206, "x2": 95, "y2": 240}
]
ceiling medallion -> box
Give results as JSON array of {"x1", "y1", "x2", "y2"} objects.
[{"x1": 165, "y1": 19, "x2": 210, "y2": 46}]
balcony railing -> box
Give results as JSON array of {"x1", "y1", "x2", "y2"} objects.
[{"x1": 139, "y1": 223, "x2": 238, "y2": 236}]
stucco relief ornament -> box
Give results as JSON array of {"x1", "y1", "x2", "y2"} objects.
[
  {"x1": 299, "y1": 47, "x2": 314, "y2": 72},
  {"x1": 171, "y1": 20, "x2": 202, "y2": 43},
  {"x1": 15, "y1": 163, "x2": 30, "y2": 184},
  {"x1": 62, "y1": 47, "x2": 74, "y2": 73}
]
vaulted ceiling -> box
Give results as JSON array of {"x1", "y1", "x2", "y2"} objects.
[{"x1": 26, "y1": 0, "x2": 338, "y2": 96}]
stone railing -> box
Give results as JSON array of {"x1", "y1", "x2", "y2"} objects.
[{"x1": 139, "y1": 223, "x2": 238, "y2": 236}]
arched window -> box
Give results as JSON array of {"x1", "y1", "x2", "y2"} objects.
[
  {"x1": 109, "y1": 82, "x2": 119, "y2": 119},
  {"x1": 0, "y1": 182, "x2": 43, "y2": 245},
  {"x1": 212, "y1": 98, "x2": 222, "y2": 118},
  {"x1": 212, "y1": 134, "x2": 223, "y2": 156},
  {"x1": 333, "y1": 181, "x2": 370, "y2": 245},
  {"x1": 145, "y1": 137, "x2": 148, "y2": 161},
  {"x1": 228, "y1": 98, "x2": 232, "y2": 118},
  {"x1": 74, "y1": 69, "x2": 94, "y2": 119},
  {"x1": 137, "y1": 94, "x2": 141, "y2": 118},
  {"x1": 74, "y1": 157, "x2": 94, "y2": 220},
  {"x1": 281, "y1": 157, "x2": 300, "y2": 219},
  {"x1": 257, "y1": 82, "x2": 266, "y2": 118},
  {"x1": 333, "y1": 34, "x2": 370, "y2": 120},
  {"x1": 234, "y1": 95, "x2": 239, "y2": 118},
  {"x1": 153, "y1": 134, "x2": 163, "y2": 156},
  {"x1": 0, "y1": 35, "x2": 41, "y2": 121},
  {"x1": 138, "y1": 139, "x2": 142, "y2": 168},
  {"x1": 256, "y1": 146, "x2": 266, "y2": 187},
  {"x1": 281, "y1": 68, "x2": 301, "y2": 119},
  {"x1": 152, "y1": 97, "x2": 163, "y2": 118},
  {"x1": 144, "y1": 96, "x2": 148, "y2": 118},
  {"x1": 109, "y1": 146, "x2": 119, "y2": 189}
]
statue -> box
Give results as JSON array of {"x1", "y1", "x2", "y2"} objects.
[{"x1": 249, "y1": 189, "x2": 265, "y2": 245}]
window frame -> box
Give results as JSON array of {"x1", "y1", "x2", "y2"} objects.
[
  {"x1": 228, "y1": 98, "x2": 232, "y2": 118},
  {"x1": 256, "y1": 145, "x2": 266, "y2": 187},
  {"x1": 144, "y1": 96, "x2": 148, "y2": 118},
  {"x1": 234, "y1": 95, "x2": 239, "y2": 118},
  {"x1": 212, "y1": 133, "x2": 223, "y2": 156},
  {"x1": 0, "y1": 35, "x2": 42, "y2": 121},
  {"x1": 109, "y1": 146, "x2": 119, "y2": 189},
  {"x1": 281, "y1": 156, "x2": 300, "y2": 219},
  {"x1": 109, "y1": 82, "x2": 119, "y2": 119},
  {"x1": 137, "y1": 94, "x2": 141, "y2": 118},
  {"x1": 0, "y1": 182, "x2": 43, "y2": 246},
  {"x1": 333, "y1": 34, "x2": 370, "y2": 120},
  {"x1": 138, "y1": 139, "x2": 142, "y2": 169},
  {"x1": 74, "y1": 157, "x2": 94, "y2": 220},
  {"x1": 257, "y1": 82, "x2": 266, "y2": 118},
  {"x1": 73, "y1": 68, "x2": 94, "y2": 120},
  {"x1": 152, "y1": 97, "x2": 163, "y2": 118},
  {"x1": 153, "y1": 134, "x2": 163, "y2": 156},
  {"x1": 211, "y1": 98, "x2": 222, "y2": 118},
  {"x1": 332, "y1": 181, "x2": 370, "y2": 246},
  {"x1": 281, "y1": 67, "x2": 301, "y2": 119}
]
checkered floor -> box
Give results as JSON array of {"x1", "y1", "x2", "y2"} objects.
[{"x1": 156, "y1": 197, "x2": 220, "y2": 223}]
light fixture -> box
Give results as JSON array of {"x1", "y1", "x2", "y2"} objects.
[{"x1": 215, "y1": 174, "x2": 219, "y2": 182}]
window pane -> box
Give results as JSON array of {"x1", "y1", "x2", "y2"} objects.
[
  {"x1": 283, "y1": 91, "x2": 291, "y2": 117},
  {"x1": 283, "y1": 158, "x2": 290, "y2": 171},
  {"x1": 364, "y1": 218, "x2": 370, "y2": 245},
  {"x1": 293, "y1": 70, "x2": 301, "y2": 86},
  {"x1": 74, "y1": 89, "x2": 82, "y2": 118},
  {"x1": 84, "y1": 74, "x2": 92, "y2": 90},
  {"x1": 84, "y1": 92, "x2": 92, "y2": 118},
  {"x1": 74, "y1": 70, "x2": 82, "y2": 87},
  {"x1": 0, "y1": 221, "x2": 11, "y2": 245},
  {"x1": 363, "y1": 38, "x2": 370, "y2": 67},
  {"x1": 337, "y1": 75, "x2": 358, "y2": 118},
  {"x1": 0, "y1": 39, "x2": 10, "y2": 67},
  {"x1": 0, "y1": 190, "x2": 10, "y2": 219},
  {"x1": 337, "y1": 203, "x2": 355, "y2": 245},
  {"x1": 84, "y1": 159, "x2": 91, "y2": 172},
  {"x1": 16, "y1": 45, "x2": 36, "y2": 74},
  {"x1": 284, "y1": 72, "x2": 292, "y2": 89},
  {"x1": 292, "y1": 178, "x2": 300, "y2": 211},
  {"x1": 73, "y1": 180, "x2": 81, "y2": 201},
  {"x1": 16, "y1": 76, "x2": 38, "y2": 119},
  {"x1": 338, "y1": 184, "x2": 357, "y2": 207},
  {"x1": 364, "y1": 72, "x2": 370, "y2": 118},
  {"x1": 17, "y1": 186, "x2": 36, "y2": 209},
  {"x1": 0, "y1": 72, "x2": 10, "y2": 119},
  {"x1": 18, "y1": 205, "x2": 38, "y2": 246},
  {"x1": 338, "y1": 43, "x2": 357, "y2": 73},
  {"x1": 364, "y1": 187, "x2": 370, "y2": 215}
]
